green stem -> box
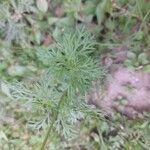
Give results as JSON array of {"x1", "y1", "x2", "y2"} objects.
[
  {"x1": 40, "y1": 114, "x2": 56, "y2": 150},
  {"x1": 40, "y1": 90, "x2": 67, "y2": 150}
]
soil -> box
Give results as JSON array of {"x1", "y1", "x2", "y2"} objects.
[{"x1": 88, "y1": 66, "x2": 150, "y2": 119}]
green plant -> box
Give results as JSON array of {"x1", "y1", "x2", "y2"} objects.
[
  {"x1": 0, "y1": 0, "x2": 35, "y2": 43},
  {"x1": 2, "y1": 28, "x2": 105, "y2": 149},
  {"x1": 1, "y1": 0, "x2": 150, "y2": 149}
]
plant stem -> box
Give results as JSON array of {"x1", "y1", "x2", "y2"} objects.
[
  {"x1": 40, "y1": 90, "x2": 67, "y2": 150},
  {"x1": 40, "y1": 114, "x2": 57, "y2": 150}
]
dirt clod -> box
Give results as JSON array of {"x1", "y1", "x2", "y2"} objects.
[{"x1": 88, "y1": 67, "x2": 150, "y2": 119}]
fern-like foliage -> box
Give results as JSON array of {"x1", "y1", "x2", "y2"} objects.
[
  {"x1": 37, "y1": 28, "x2": 103, "y2": 94},
  {"x1": 2, "y1": 29, "x2": 105, "y2": 139}
]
